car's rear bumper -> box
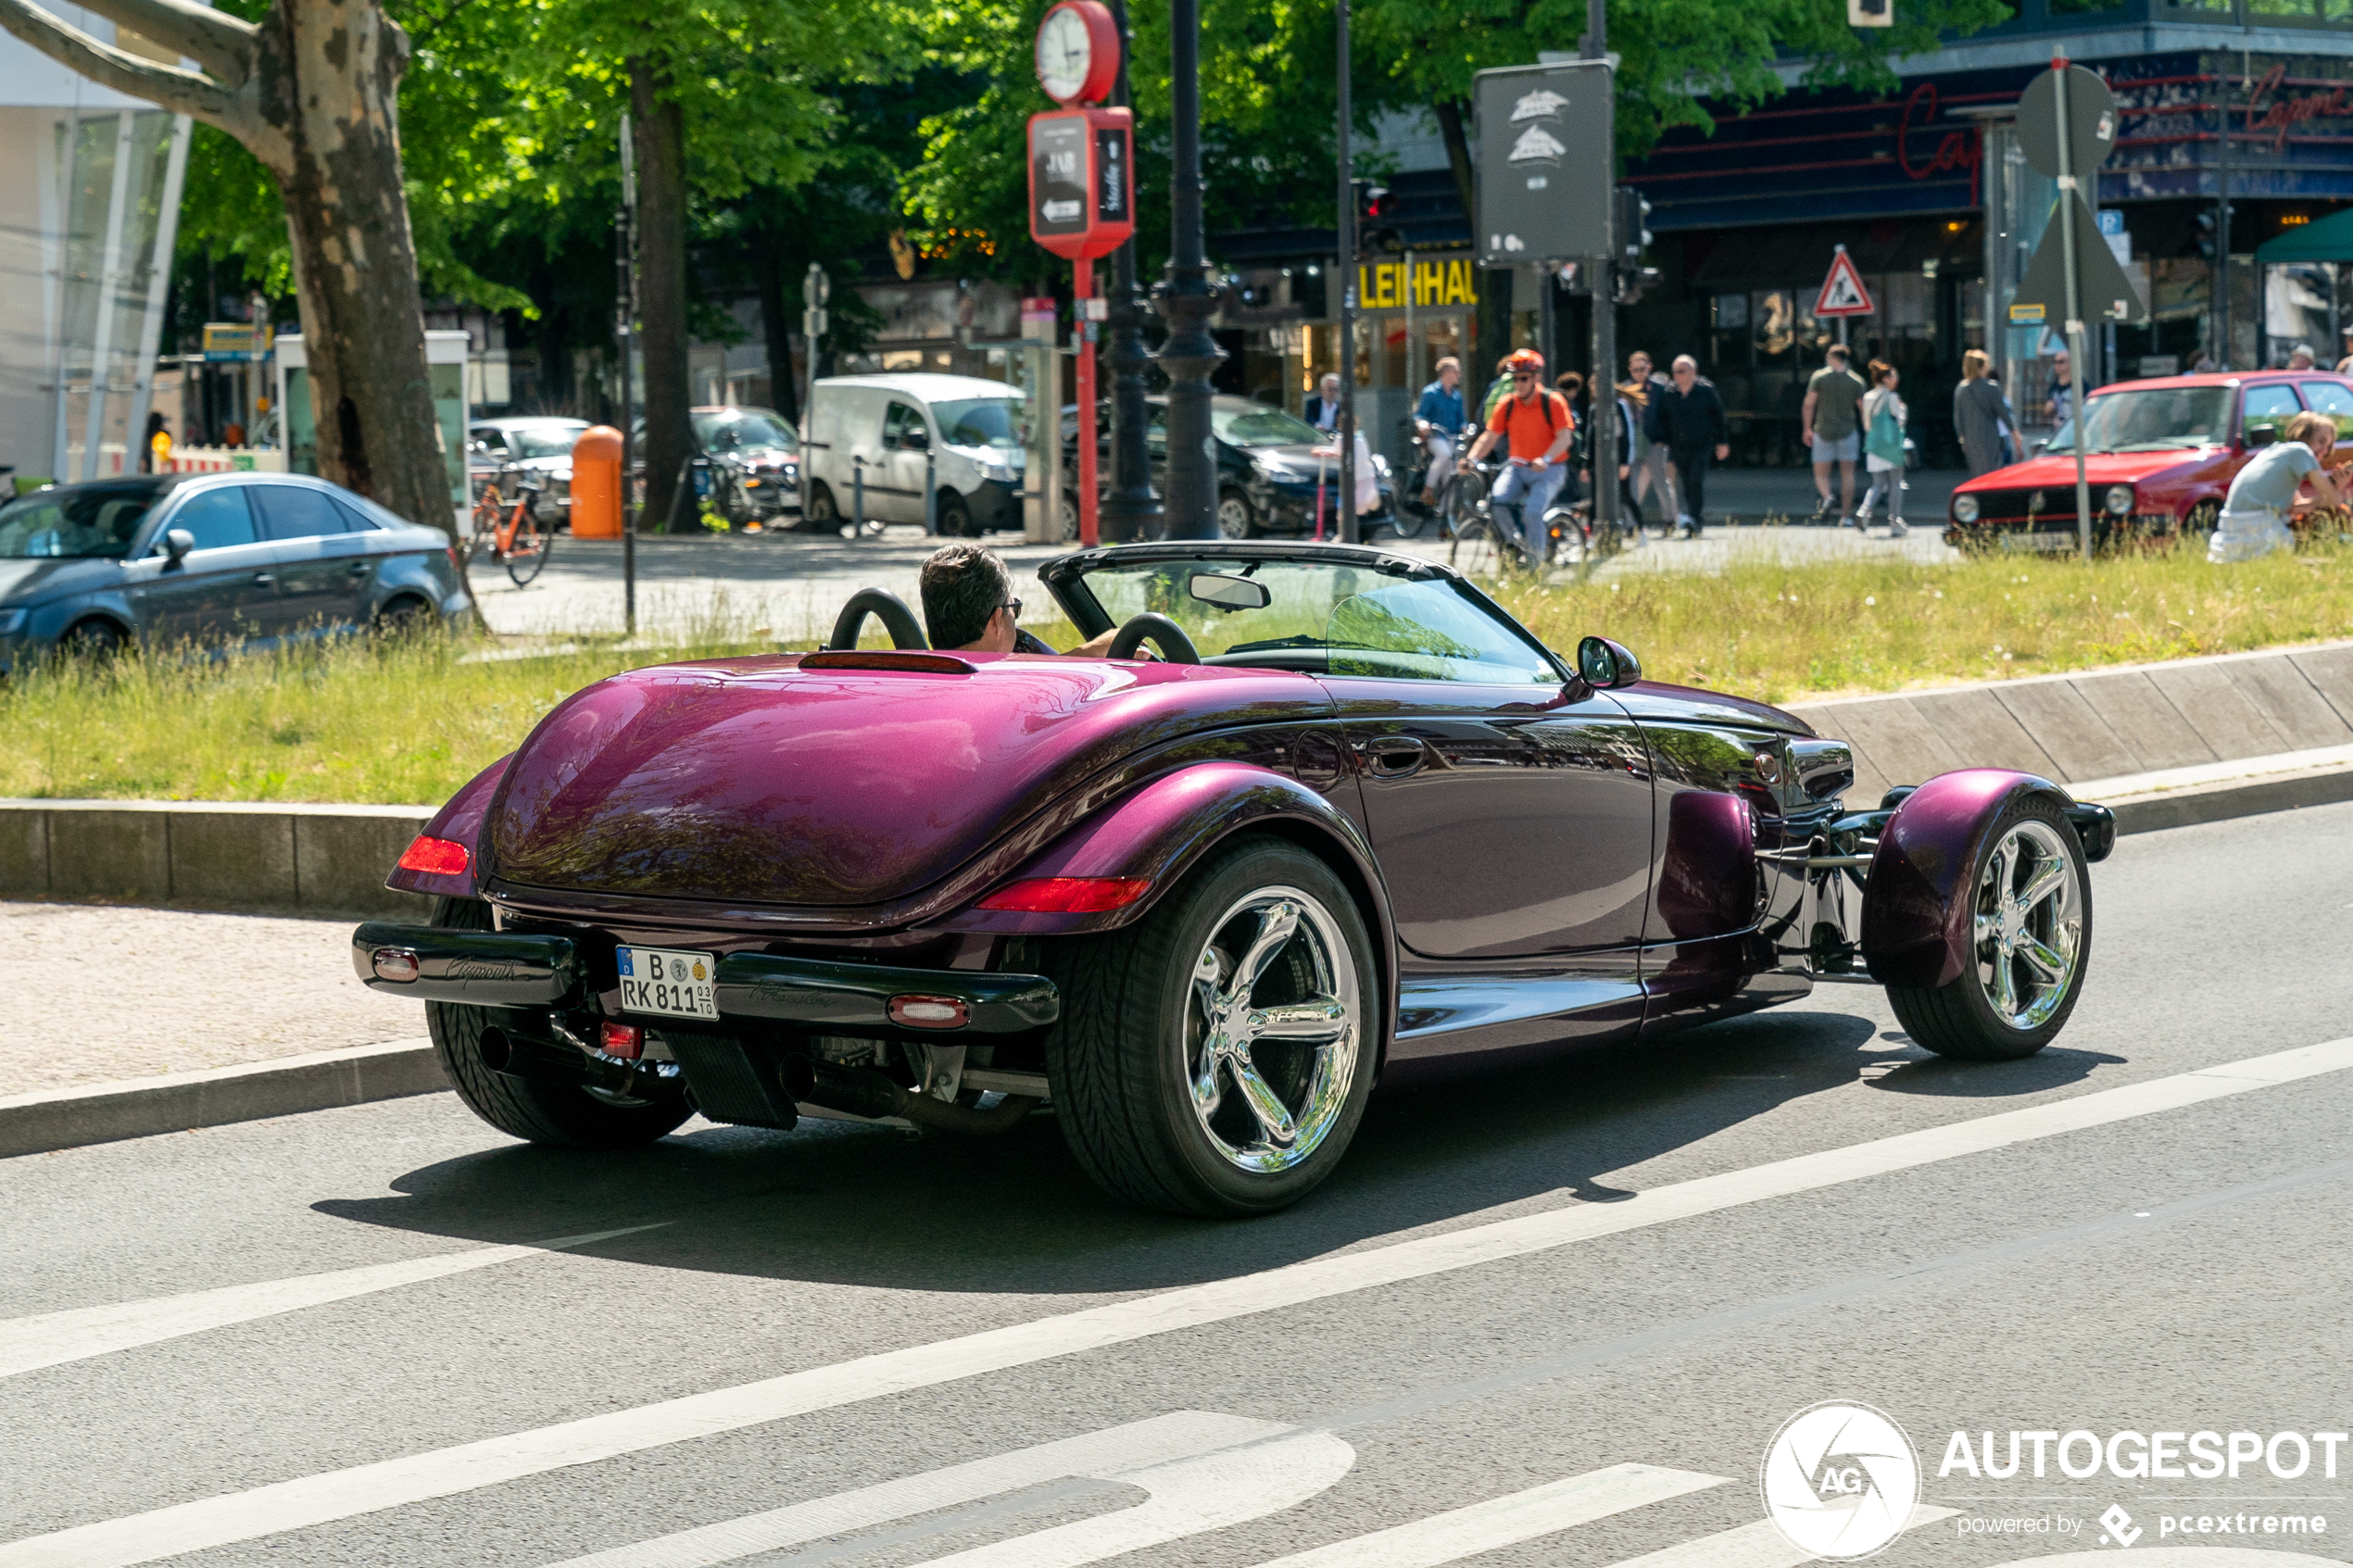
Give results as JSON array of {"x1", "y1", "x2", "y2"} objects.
[{"x1": 349, "y1": 922, "x2": 1060, "y2": 1034}]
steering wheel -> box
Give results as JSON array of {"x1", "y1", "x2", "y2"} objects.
[
  {"x1": 824, "y1": 587, "x2": 928, "y2": 650},
  {"x1": 1106, "y1": 613, "x2": 1201, "y2": 664}
]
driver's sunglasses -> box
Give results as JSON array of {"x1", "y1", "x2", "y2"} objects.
[
  {"x1": 1511, "y1": 372, "x2": 1535, "y2": 383},
  {"x1": 1000, "y1": 598, "x2": 1023, "y2": 621}
]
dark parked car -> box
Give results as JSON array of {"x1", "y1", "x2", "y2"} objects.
[
  {"x1": 0, "y1": 473, "x2": 470, "y2": 673},
  {"x1": 469, "y1": 417, "x2": 590, "y2": 524},
  {"x1": 630, "y1": 407, "x2": 803, "y2": 527},
  {"x1": 354, "y1": 541, "x2": 2110, "y2": 1215},
  {"x1": 1063, "y1": 395, "x2": 1395, "y2": 539}
]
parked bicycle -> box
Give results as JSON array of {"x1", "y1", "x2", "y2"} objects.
[{"x1": 468, "y1": 471, "x2": 554, "y2": 587}]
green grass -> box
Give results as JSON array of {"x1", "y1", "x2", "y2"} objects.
[{"x1": 6, "y1": 538, "x2": 2350, "y2": 804}]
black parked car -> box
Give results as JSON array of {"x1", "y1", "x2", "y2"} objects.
[
  {"x1": 631, "y1": 407, "x2": 802, "y2": 527},
  {"x1": 0, "y1": 474, "x2": 470, "y2": 672},
  {"x1": 1063, "y1": 395, "x2": 1394, "y2": 539}
]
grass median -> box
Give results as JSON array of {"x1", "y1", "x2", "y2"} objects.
[{"x1": 6, "y1": 535, "x2": 2352, "y2": 805}]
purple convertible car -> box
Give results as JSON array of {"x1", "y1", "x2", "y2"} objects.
[{"x1": 353, "y1": 541, "x2": 2112, "y2": 1215}]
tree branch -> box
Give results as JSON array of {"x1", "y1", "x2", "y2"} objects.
[
  {"x1": 63, "y1": 0, "x2": 252, "y2": 84},
  {"x1": 0, "y1": 0, "x2": 241, "y2": 126}
]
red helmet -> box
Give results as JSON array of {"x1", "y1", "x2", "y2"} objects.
[{"x1": 1504, "y1": 349, "x2": 1546, "y2": 371}]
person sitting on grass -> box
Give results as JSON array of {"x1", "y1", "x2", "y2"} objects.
[
  {"x1": 2210, "y1": 410, "x2": 2344, "y2": 564},
  {"x1": 920, "y1": 542, "x2": 1119, "y2": 654}
]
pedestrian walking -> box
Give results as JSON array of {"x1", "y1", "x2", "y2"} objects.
[
  {"x1": 1857, "y1": 359, "x2": 1910, "y2": 536},
  {"x1": 1302, "y1": 373, "x2": 1342, "y2": 432},
  {"x1": 1579, "y1": 380, "x2": 1647, "y2": 545},
  {"x1": 1625, "y1": 350, "x2": 1676, "y2": 533},
  {"x1": 2043, "y1": 349, "x2": 2074, "y2": 426},
  {"x1": 1310, "y1": 413, "x2": 1382, "y2": 527},
  {"x1": 1952, "y1": 349, "x2": 2017, "y2": 477},
  {"x1": 1412, "y1": 356, "x2": 1466, "y2": 509},
  {"x1": 1645, "y1": 355, "x2": 1730, "y2": 538},
  {"x1": 1466, "y1": 349, "x2": 1574, "y2": 566},
  {"x1": 1801, "y1": 344, "x2": 1867, "y2": 524},
  {"x1": 2210, "y1": 410, "x2": 2343, "y2": 563}
]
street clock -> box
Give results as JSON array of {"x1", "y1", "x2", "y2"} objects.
[{"x1": 1035, "y1": 0, "x2": 1120, "y2": 106}]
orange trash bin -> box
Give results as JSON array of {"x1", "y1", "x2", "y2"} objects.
[{"x1": 571, "y1": 425, "x2": 623, "y2": 539}]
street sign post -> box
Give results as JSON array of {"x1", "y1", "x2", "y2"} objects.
[
  {"x1": 1474, "y1": 63, "x2": 1615, "y2": 267},
  {"x1": 1813, "y1": 245, "x2": 1875, "y2": 346}
]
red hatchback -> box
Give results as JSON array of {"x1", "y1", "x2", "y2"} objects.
[{"x1": 1947, "y1": 370, "x2": 2353, "y2": 549}]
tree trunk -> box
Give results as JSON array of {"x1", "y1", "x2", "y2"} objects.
[
  {"x1": 631, "y1": 57, "x2": 692, "y2": 533},
  {"x1": 755, "y1": 234, "x2": 798, "y2": 425},
  {"x1": 1432, "y1": 98, "x2": 1516, "y2": 380}
]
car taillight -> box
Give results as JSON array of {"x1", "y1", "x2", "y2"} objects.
[
  {"x1": 887, "y1": 995, "x2": 969, "y2": 1029},
  {"x1": 600, "y1": 1022, "x2": 644, "y2": 1060},
  {"x1": 371, "y1": 947, "x2": 420, "y2": 983},
  {"x1": 396, "y1": 835, "x2": 470, "y2": 875},
  {"x1": 976, "y1": 876, "x2": 1151, "y2": 912}
]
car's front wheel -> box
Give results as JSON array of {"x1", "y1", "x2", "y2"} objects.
[
  {"x1": 1885, "y1": 797, "x2": 2091, "y2": 1061},
  {"x1": 425, "y1": 897, "x2": 692, "y2": 1148},
  {"x1": 1042, "y1": 838, "x2": 1378, "y2": 1215},
  {"x1": 1216, "y1": 487, "x2": 1259, "y2": 540}
]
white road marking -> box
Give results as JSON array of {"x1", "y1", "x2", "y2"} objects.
[
  {"x1": 0, "y1": 1227, "x2": 661, "y2": 1382},
  {"x1": 545, "y1": 1411, "x2": 1342, "y2": 1568},
  {"x1": 1599, "y1": 1504, "x2": 1958, "y2": 1567},
  {"x1": 8, "y1": 1036, "x2": 2350, "y2": 1568},
  {"x1": 1246, "y1": 1464, "x2": 1726, "y2": 1568}
]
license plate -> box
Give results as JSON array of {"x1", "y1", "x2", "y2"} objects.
[
  {"x1": 2001, "y1": 530, "x2": 2077, "y2": 552},
  {"x1": 616, "y1": 946, "x2": 718, "y2": 1020}
]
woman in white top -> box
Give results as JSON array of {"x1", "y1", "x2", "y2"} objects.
[
  {"x1": 1856, "y1": 359, "x2": 1909, "y2": 537},
  {"x1": 1311, "y1": 412, "x2": 1381, "y2": 529}
]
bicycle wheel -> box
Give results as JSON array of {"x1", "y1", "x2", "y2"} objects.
[
  {"x1": 1449, "y1": 516, "x2": 1505, "y2": 578},
  {"x1": 505, "y1": 512, "x2": 551, "y2": 586},
  {"x1": 467, "y1": 496, "x2": 502, "y2": 565}
]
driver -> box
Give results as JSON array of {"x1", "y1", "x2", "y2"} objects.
[{"x1": 920, "y1": 542, "x2": 1120, "y2": 655}]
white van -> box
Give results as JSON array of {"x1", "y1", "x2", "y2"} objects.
[{"x1": 802, "y1": 373, "x2": 1026, "y2": 536}]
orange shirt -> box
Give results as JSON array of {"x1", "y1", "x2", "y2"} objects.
[{"x1": 1487, "y1": 390, "x2": 1573, "y2": 461}]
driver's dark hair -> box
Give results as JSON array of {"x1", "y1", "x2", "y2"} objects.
[{"x1": 920, "y1": 542, "x2": 1013, "y2": 650}]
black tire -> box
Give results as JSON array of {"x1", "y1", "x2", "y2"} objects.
[
  {"x1": 1216, "y1": 487, "x2": 1259, "y2": 540},
  {"x1": 806, "y1": 483, "x2": 838, "y2": 527},
  {"x1": 504, "y1": 515, "x2": 551, "y2": 586},
  {"x1": 372, "y1": 596, "x2": 433, "y2": 637},
  {"x1": 2182, "y1": 497, "x2": 2221, "y2": 542},
  {"x1": 58, "y1": 618, "x2": 127, "y2": 661},
  {"x1": 1388, "y1": 498, "x2": 1428, "y2": 540},
  {"x1": 1039, "y1": 837, "x2": 1379, "y2": 1216},
  {"x1": 937, "y1": 491, "x2": 973, "y2": 537},
  {"x1": 424, "y1": 897, "x2": 692, "y2": 1148},
  {"x1": 1885, "y1": 797, "x2": 2091, "y2": 1061}
]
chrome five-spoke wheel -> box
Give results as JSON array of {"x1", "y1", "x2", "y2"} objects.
[
  {"x1": 1185, "y1": 888, "x2": 1362, "y2": 1173},
  {"x1": 1970, "y1": 818, "x2": 2083, "y2": 1032},
  {"x1": 1042, "y1": 837, "x2": 1379, "y2": 1215}
]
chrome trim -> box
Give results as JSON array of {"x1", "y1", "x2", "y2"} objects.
[{"x1": 1971, "y1": 818, "x2": 2085, "y2": 1031}]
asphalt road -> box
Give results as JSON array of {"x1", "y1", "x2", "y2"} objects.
[{"x1": 6, "y1": 800, "x2": 2352, "y2": 1568}]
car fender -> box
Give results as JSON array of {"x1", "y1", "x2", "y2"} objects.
[
  {"x1": 1860, "y1": 768, "x2": 2077, "y2": 989},
  {"x1": 386, "y1": 753, "x2": 511, "y2": 899}
]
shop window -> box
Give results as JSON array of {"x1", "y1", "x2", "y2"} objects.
[{"x1": 2246, "y1": 0, "x2": 2353, "y2": 19}]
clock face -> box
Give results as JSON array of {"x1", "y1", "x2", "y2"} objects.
[{"x1": 1036, "y1": 7, "x2": 1093, "y2": 103}]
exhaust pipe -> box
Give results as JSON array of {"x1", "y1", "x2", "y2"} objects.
[{"x1": 783, "y1": 1058, "x2": 1039, "y2": 1135}]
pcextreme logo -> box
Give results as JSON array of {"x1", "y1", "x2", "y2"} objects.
[{"x1": 1762, "y1": 1401, "x2": 1922, "y2": 1561}]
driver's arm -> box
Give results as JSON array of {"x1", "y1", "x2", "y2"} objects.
[
  {"x1": 1067, "y1": 628, "x2": 1119, "y2": 657},
  {"x1": 2303, "y1": 455, "x2": 2344, "y2": 512}
]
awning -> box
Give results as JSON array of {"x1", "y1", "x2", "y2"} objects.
[{"x1": 2257, "y1": 208, "x2": 2353, "y2": 262}]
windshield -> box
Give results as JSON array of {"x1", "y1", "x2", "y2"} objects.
[
  {"x1": 0, "y1": 484, "x2": 163, "y2": 558},
  {"x1": 1066, "y1": 556, "x2": 1560, "y2": 683},
  {"x1": 692, "y1": 408, "x2": 797, "y2": 455},
  {"x1": 1210, "y1": 401, "x2": 1324, "y2": 448},
  {"x1": 934, "y1": 397, "x2": 1023, "y2": 452},
  {"x1": 2047, "y1": 386, "x2": 2233, "y2": 454}
]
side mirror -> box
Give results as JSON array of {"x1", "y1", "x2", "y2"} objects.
[
  {"x1": 1577, "y1": 634, "x2": 1642, "y2": 689},
  {"x1": 2246, "y1": 426, "x2": 2278, "y2": 448},
  {"x1": 162, "y1": 528, "x2": 195, "y2": 567}
]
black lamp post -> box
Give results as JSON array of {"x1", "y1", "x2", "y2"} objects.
[
  {"x1": 1154, "y1": 0, "x2": 1224, "y2": 540},
  {"x1": 1101, "y1": 0, "x2": 1161, "y2": 543}
]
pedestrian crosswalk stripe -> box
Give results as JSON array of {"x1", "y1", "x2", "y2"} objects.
[
  {"x1": 1597, "y1": 1505, "x2": 1957, "y2": 1567},
  {"x1": 0, "y1": 1226, "x2": 661, "y2": 1383},
  {"x1": 6, "y1": 1037, "x2": 2350, "y2": 1568},
  {"x1": 1244, "y1": 1464, "x2": 1726, "y2": 1568}
]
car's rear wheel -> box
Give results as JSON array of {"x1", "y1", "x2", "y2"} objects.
[
  {"x1": 1041, "y1": 838, "x2": 1377, "y2": 1215},
  {"x1": 424, "y1": 897, "x2": 692, "y2": 1148},
  {"x1": 1217, "y1": 488, "x2": 1259, "y2": 540},
  {"x1": 1885, "y1": 797, "x2": 2090, "y2": 1061}
]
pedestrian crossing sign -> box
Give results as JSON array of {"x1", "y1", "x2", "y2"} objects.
[{"x1": 1814, "y1": 246, "x2": 1876, "y2": 318}]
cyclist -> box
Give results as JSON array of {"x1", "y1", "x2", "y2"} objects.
[
  {"x1": 1466, "y1": 350, "x2": 1574, "y2": 567},
  {"x1": 1413, "y1": 357, "x2": 1466, "y2": 511}
]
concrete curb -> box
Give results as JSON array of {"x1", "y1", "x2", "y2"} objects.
[
  {"x1": 2106, "y1": 759, "x2": 2353, "y2": 835},
  {"x1": 0, "y1": 1038, "x2": 445, "y2": 1160}
]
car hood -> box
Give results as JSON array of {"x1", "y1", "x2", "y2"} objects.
[
  {"x1": 1957, "y1": 448, "x2": 2222, "y2": 492},
  {"x1": 1246, "y1": 444, "x2": 1392, "y2": 482},
  {"x1": 0, "y1": 555, "x2": 121, "y2": 605},
  {"x1": 485, "y1": 653, "x2": 1324, "y2": 909}
]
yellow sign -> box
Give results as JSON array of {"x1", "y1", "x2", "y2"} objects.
[
  {"x1": 1356, "y1": 258, "x2": 1479, "y2": 310},
  {"x1": 200, "y1": 321, "x2": 275, "y2": 361},
  {"x1": 2008, "y1": 302, "x2": 2046, "y2": 323}
]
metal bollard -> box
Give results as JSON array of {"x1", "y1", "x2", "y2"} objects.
[
  {"x1": 852, "y1": 456, "x2": 865, "y2": 537},
  {"x1": 925, "y1": 445, "x2": 937, "y2": 535}
]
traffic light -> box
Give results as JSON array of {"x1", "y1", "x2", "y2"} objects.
[
  {"x1": 1615, "y1": 187, "x2": 1654, "y2": 262},
  {"x1": 1353, "y1": 179, "x2": 1403, "y2": 255},
  {"x1": 2195, "y1": 209, "x2": 2217, "y2": 260}
]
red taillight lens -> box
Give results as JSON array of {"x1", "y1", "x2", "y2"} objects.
[
  {"x1": 976, "y1": 876, "x2": 1151, "y2": 913},
  {"x1": 599, "y1": 1022, "x2": 644, "y2": 1060},
  {"x1": 371, "y1": 947, "x2": 420, "y2": 983},
  {"x1": 396, "y1": 835, "x2": 470, "y2": 876},
  {"x1": 887, "y1": 994, "x2": 969, "y2": 1029}
]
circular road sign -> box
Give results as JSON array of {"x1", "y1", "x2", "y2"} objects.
[{"x1": 2017, "y1": 64, "x2": 2119, "y2": 181}]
